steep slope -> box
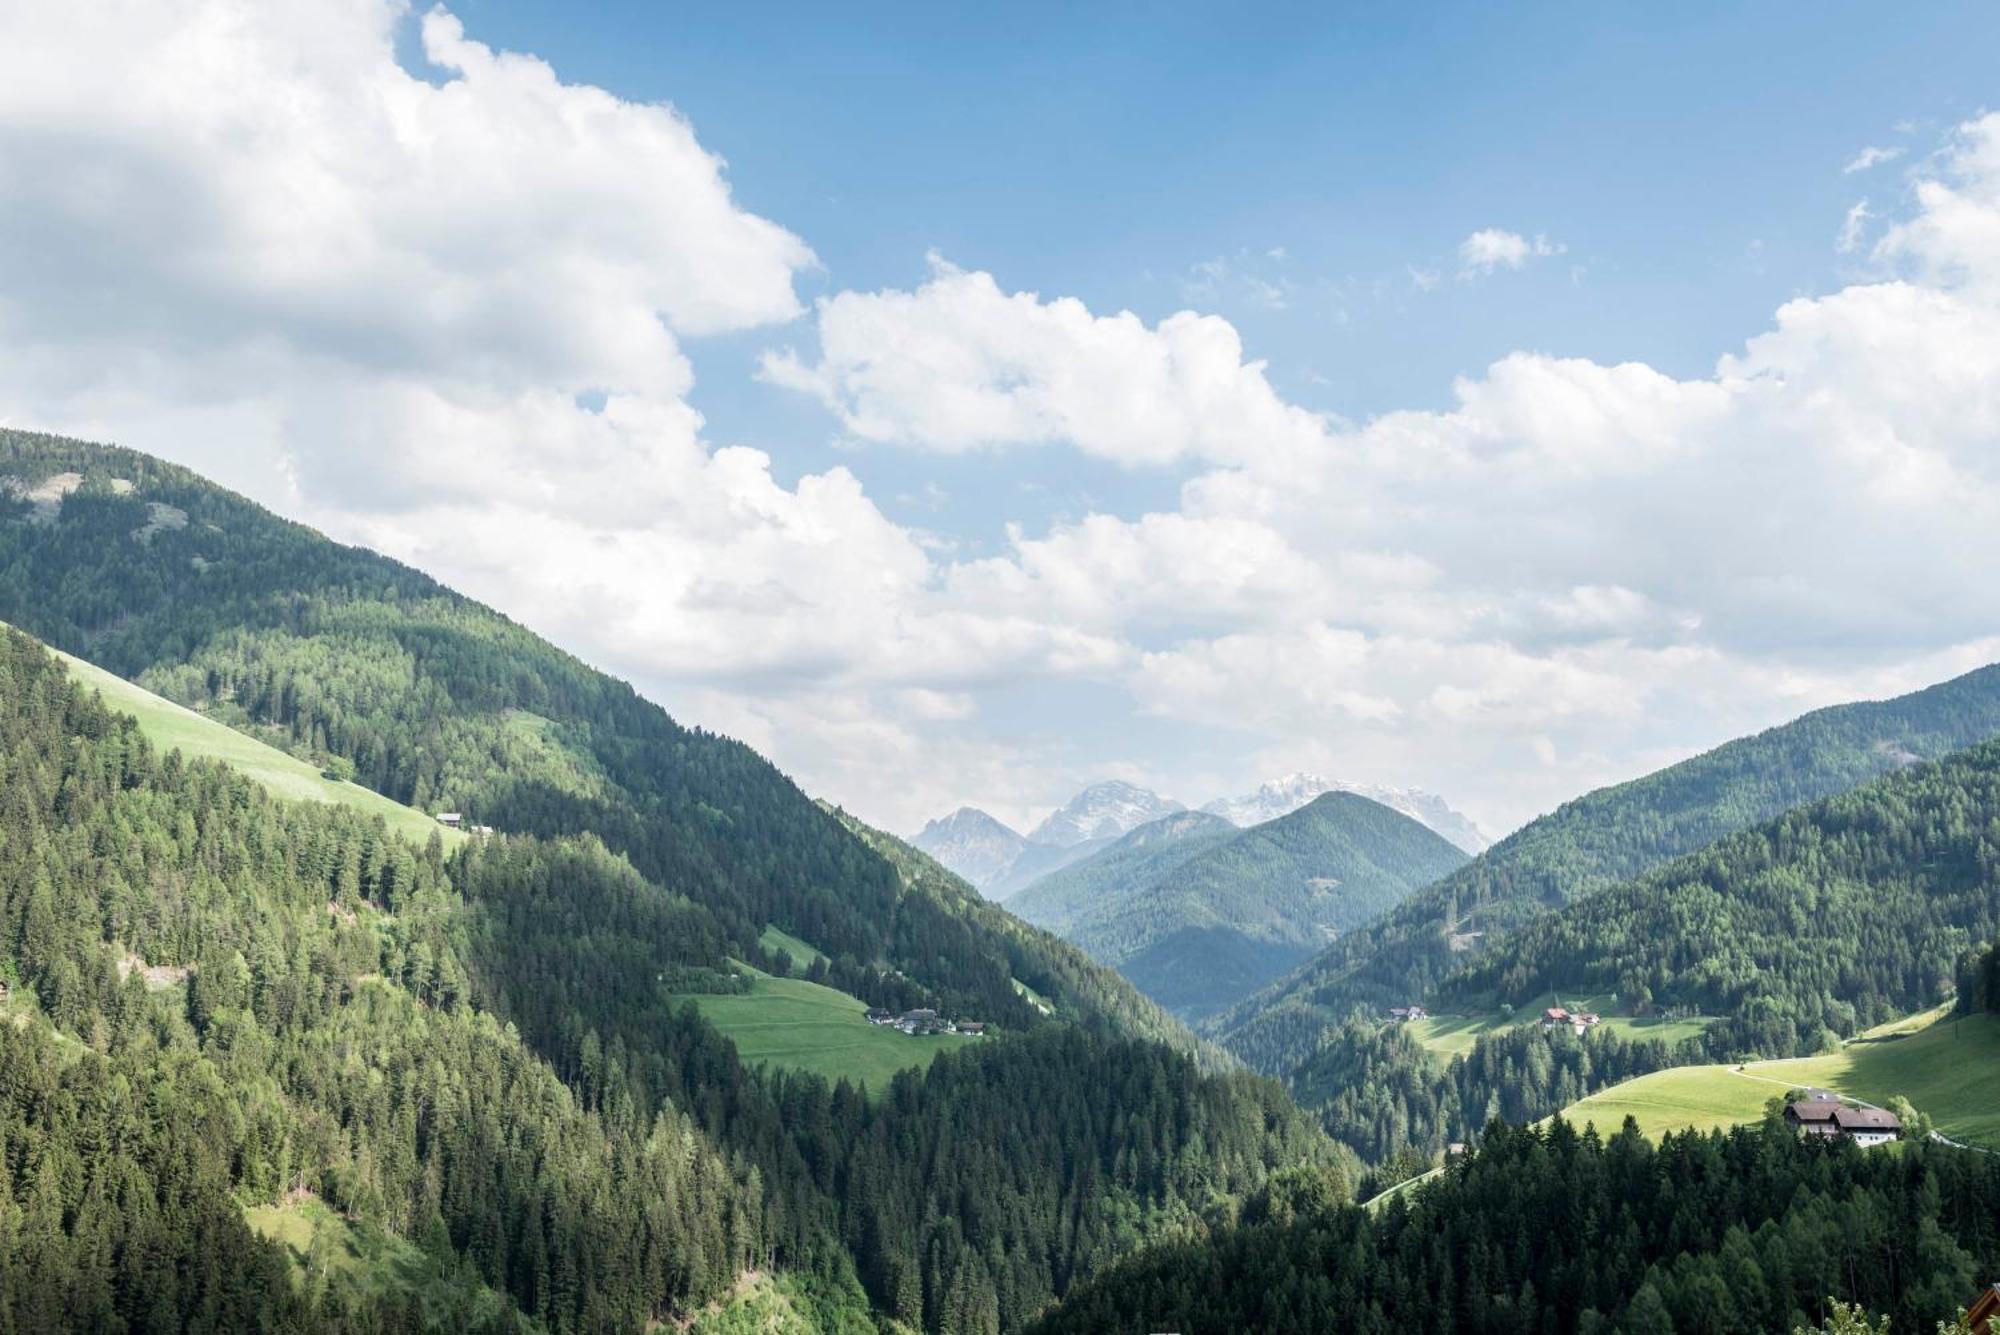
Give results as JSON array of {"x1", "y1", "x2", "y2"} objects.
[
  {"x1": 910, "y1": 805, "x2": 1027, "y2": 889},
  {"x1": 4, "y1": 580, "x2": 1347, "y2": 1330},
  {"x1": 1204, "y1": 772, "x2": 1490, "y2": 853},
  {"x1": 1027, "y1": 779, "x2": 1184, "y2": 847},
  {"x1": 0, "y1": 429, "x2": 1131, "y2": 1039},
  {"x1": 1024, "y1": 794, "x2": 1470, "y2": 1021},
  {"x1": 1433, "y1": 737, "x2": 2000, "y2": 1056},
  {"x1": 0, "y1": 625, "x2": 785, "y2": 1330},
  {"x1": 20, "y1": 620, "x2": 459, "y2": 849},
  {"x1": 1215, "y1": 661, "x2": 2000, "y2": 1073}
]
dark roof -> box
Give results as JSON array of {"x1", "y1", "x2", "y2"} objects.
[
  {"x1": 1833, "y1": 1106, "x2": 1901, "y2": 1131},
  {"x1": 1786, "y1": 1099, "x2": 1844, "y2": 1122},
  {"x1": 1967, "y1": 1283, "x2": 2000, "y2": 1326}
]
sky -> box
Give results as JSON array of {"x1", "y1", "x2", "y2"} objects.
[{"x1": 4, "y1": 1, "x2": 2000, "y2": 839}]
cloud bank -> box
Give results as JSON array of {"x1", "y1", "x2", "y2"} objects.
[{"x1": 5, "y1": 1, "x2": 2000, "y2": 836}]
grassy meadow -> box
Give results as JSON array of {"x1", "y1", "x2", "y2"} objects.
[
  {"x1": 683, "y1": 963, "x2": 976, "y2": 1093},
  {"x1": 1557, "y1": 1006, "x2": 2000, "y2": 1147},
  {"x1": 1407, "y1": 990, "x2": 1718, "y2": 1060},
  {"x1": 44, "y1": 634, "x2": 459, "y2": 849}
]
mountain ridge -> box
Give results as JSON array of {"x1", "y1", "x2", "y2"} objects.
[
  {"x1": 1212, "y1": 658, "x2": 2000, "y2": 1076},
  {"x1": 1015, "y1": 792, "x2": 1470, "y2": 1021}
]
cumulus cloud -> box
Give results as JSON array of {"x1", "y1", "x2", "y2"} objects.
[
  {"x1": 0, "y1": 0, "x2": 1026, "y2": 828},
  {"x1": 760, "y1": 255, "x2": 1330, "y2": 467},
  {"x1": 8, "y1": 1, "x2": 2000, "y2": 837},
  {"x1": 1457, "y1": 228, "x2": 1566, "y2": 276},
  {"x1": 765, "y1": 112, "x2": 2000, "y2": 830}
]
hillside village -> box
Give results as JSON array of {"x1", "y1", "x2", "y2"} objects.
[{"x1": 865, "y1": 1006, "x2": 987, "y2": 1037}]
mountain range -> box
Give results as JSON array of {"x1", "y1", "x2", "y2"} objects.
[
  {"x1": 1010, "y1": 793, "x2": 1471, "y2": 1020},
  {"x1": 914, "y1": 773, "x2": 1486, "y2": 897},
  {"x1": 0, "y1": 429, "x2": 1337, "y2": 1330},
  {"x1": 8, "y1": 429, "x2": 2000, "y2": 1332},
  {"x1": 1210, "y1": 657, "x2": 2000, "y2": 1079}
]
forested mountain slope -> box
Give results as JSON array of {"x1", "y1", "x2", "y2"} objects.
[
  {"x1": 1436, "y1": 738, "x2": 2000, "y2": 1055},
  {"x1": 835, "y1": 810, "x2": 1235, "y2": 1068},
  {"x1": 0, "y1": 623, "x2": 1351, "y2": 1331},
  {"x1": 1281, "y1": 740, "x2": 2000, "y2": 1164},
  {"x1": 1215, "y1": 662, "x2": 2000, "y2": 1073},
  {"x1": 1007, "y1": 809, "x2": 1237, "y2": 935},
  {"x1": 1018, "y1": 794, "x2": 1469, "y2": 1022},
  {"x1": 1031, "y1": 1117, "x2": 2000, "y2": 1335},
  {"x1": 0, "y1": 429, "x2": 1191, "y2": 1054}
]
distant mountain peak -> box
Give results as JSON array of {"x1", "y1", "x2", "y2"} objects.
[
  {"x1": 1203, "y1": 772, "x2": 1490, "y2": 853},
  {"x1": 1028, "y1": 780, "x2": 1185, "y2": 848},
  {"x1": 911, "y1": 806, "x2": 1026, "y2": 889}
]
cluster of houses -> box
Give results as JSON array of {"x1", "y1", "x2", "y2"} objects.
[
  {"x1": 1387, "y1": 1005, "x2": 1430, "y2": 1022},
  {"x1": 1784, "y1": 1092, "x2": 1902, "y2": 1146},
  {"x1": 864, "y1": 1007, "x2": 986, "y2": 1037},
  {"x1": 436, "y1": 813, "x2": 497, "y2": 837},
  {"x1": 1542, "y1": 1006, "x2": 1602, "y2": 1035}
]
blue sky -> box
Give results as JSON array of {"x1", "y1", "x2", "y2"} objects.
[
  {"x1": 9, "y1": 0, "x2": 2000, "y2": 837},
  {"x1": 438, "y1": 0, "x2": 2000, "y2": 623}
]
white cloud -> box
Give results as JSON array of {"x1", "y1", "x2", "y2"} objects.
[
  {"x1": 1844, "y1": 144, "x2": 1905, "y2": 174},
  {"x1": 765, "y1": 113, "x2": 2000, "y2": 830},
  {"x1": 1457, "y1": 228, "x2": 1566, "y2": 276},
  {"x1": 760, "y1": 255, "x2": 1330, "y2": 467},
  {"x1": 8, "y1": 2, "x2": 2000, "y2": 839}
]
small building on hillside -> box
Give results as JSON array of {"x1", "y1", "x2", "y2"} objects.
[
  {"x1": 957, "y1": 1021, "x2": 986, "y2": 1035},
  {"x1": 1833, "y1": 1106, "x2": 1903, "y2": 1147},
  {"x1": 895, "y1": 1008, "x2": 943, "y2": 1035},
  {"x1": 1785, "y1": 1098, "x2": 1901, "y2": 1146},
  {"x1": 1785, "y1": 1098, "x2": 1845, "y2": 1137},
  {"x1": 864, "y1": 1008, "x2": 894, "y2": 1025},
  {"x1": 1965, "y1": 1283, "x2": 2000, "y2": 1332},
  {"x1": 1389, "y1": 1005, "x2": 1429, "y2": 1022},
  {"x1": 1542, "y1": 1007, "x2": 1570, "y2": 1028},
  {"x1": 436, "y1": 812, "x2": 463, "y2": 828}
]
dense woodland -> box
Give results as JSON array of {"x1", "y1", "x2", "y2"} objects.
[
  {"x1": 1237, "y1": 742, "x2": 2000, "y2": 1162},
  {"x1": 1439, "y1": 742, "x2": 2000, "y2": 1057},
  {"x1": 1213, "y1": 664, "x2": 2000, "y2": 1075},
  {"x1": 1015, "y1": 793, "x2": 1469, "y2": 1020},
  {"x1": 0, "y1": 612, "x2": 1339, "y2": 1331},
  {"x1": 1033, "y1": 1118, "x2": 2000, "y2": 1335}
]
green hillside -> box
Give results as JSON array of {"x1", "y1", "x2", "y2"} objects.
[
  {"x1": 0, "y1": 435, "x2": 1334, "y2": 1330},
  {"x1": 1434, "y1": 739, "x2": 2000, "y2": 1058},
  {"x1": 31, "y1": 625, "x2": 459, "y2": 849},
  {"x1": 0, "y1": 430, "x2": 1210, "y2": 1056},
  {"x1": 1214, "y1": 662, "x2": 2000, "y2": 1075},
  {"x1": 1559, "y1": 1006, "x2": 2000, "y2": 1147},
  {"x1": 1008, "y1": 809, "x2": 1237, "y2": 935},
  {"x1": 684, "y1": 963, "x2": 976, "y2": 1091},
  {"x1": 1266, "y1": 743, "x2": 2000, "y2": 1166},
  {"x1": 1019, "y1": 794, "x2": 1469, "y2": 1021}
]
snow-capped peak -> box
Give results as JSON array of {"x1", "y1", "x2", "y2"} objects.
[
  {"x1": 1027, "y1": 781, "x2": 1185, "y2": 848},
  {"x1": 1202, "y1": 773, "x2": 1489, "y2": 852}
]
